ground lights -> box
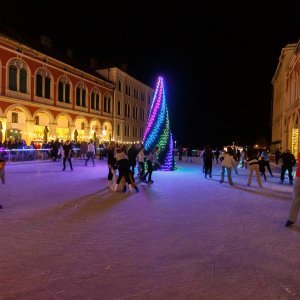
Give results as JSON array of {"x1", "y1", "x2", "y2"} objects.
[{"x1": 143, "y1": 76, "x2": 175, "y2": 171}]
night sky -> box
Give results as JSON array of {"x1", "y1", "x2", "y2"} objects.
[{"x1": 1, "y1": 1, "x2": 300, "y2": 149}]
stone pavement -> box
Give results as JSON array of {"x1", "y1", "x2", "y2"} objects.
[{"x1": 0, "y1": 158, "x2": 299, "y2": 299}]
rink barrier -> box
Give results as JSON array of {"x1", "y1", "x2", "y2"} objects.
[{"x1": 0, "y1": 148, "x2": 105, "y2": 162}]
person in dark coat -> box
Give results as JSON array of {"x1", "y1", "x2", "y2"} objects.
[
  {"x1": 280, "y1": 149, "x2": 296, "y2": 185},
  {"x1": 127, "y1": 144, "x2": 138, "y2": 175},
  {"x1": 62, "y1": 140, "x2": 73, "y2": 171},
  {"x1": 178, "y1": 145, "x2": 183, "y2": 161},
  {"x1": 107, "y1": 142, "x2": 117, "y2": 189},
  {"x1": 202, "y1": 145, "x2": 214, "y2": 178},
  {"x1": 275, "y1": 148, "x2": 282, "y2": 165},
  {"x1": 114, "y1": 148, "x2": 139, "y2": 192}
]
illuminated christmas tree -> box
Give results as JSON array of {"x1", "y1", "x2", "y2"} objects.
[{"x1": 143, "y1": 76, "x2": 175, "y2": 171}]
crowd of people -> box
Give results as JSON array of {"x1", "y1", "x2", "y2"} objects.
[
  {"x1": 2, "y1": 139, "x2": 300, "y2": 227},
  {"x1": 106, "y1": 142, "x2": 161, "y2": 192},
  {"x1": 0, "y1": 139, "x2": 109, "y2": 162},
  {"x1": 197, "y1": 145, "x2": 296, "y2": 188}
]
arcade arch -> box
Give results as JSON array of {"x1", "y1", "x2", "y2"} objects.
[
  {"x1": 55, "y1": 114, "x2": 73, "y2": 141},
  {"x1": 101, "y1": 121, "x2": 112, "y2": 142},
  {"x1": 90, "y1": 119, "x2": 101, "y2": 142},
  {"x1": 32, "y1": 110, "x2": 53, "y2": 142},
  {"x1": 4, "y1": 105, "x2": 32, "y2": 144},
  {"x1": 74, "y1": 116, "x2": 89, "y2": 141}
]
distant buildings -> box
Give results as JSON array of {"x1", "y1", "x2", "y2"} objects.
[
  {"x1": 0, "y1": 33, "x2": 153, "y2": 145},
  {"x1": 96, "y1": 67, "x2": 153, "y2": 145},
  {"x1": 271, "y1": 40, "x2": 300, "y2": 156}
]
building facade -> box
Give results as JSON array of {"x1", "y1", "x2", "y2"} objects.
[
  {"x1": 0, "y1": 33, "x2": 152, "y2": 146},
  {"x1": 271, "y1": 40, "x2": 300, "y2": 157},
  {"x1": 96, "y1": 67, "x2": 153, "y2": 145}
]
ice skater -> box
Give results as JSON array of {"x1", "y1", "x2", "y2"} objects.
[
  {"x1": 142, "y1": 146, "x2": 160, "y2": 184},
  {"x1": 62, "y1": 140, "x2": 73, "y2": 171}
]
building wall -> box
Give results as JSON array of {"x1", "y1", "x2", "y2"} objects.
[
  {"x1": 0, "y1": 34, "x2": 144, "y2": 145},
  {"x1": 271, "y1": 41, "x2": 300, "y2": 156},
  {"x1": 96, "y1": 67, "x2": 154, "y2": 145}
]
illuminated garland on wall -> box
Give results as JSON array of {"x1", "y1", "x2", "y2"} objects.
[{"x1": 143, "y1": 76, "x2": 175, "y2": 171}]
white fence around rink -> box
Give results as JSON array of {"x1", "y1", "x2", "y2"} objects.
[{"x1": 0, "y1": 147, "x2": 106, "y2": 162}]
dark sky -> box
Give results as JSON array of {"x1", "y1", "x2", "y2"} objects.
[{"x1": 1, "y1": 1, "x2": 300, "y2": 148}]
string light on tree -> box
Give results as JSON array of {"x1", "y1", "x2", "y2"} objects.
[{"x1": 143, "y1": 76, "x2": 175, "y2": 171}]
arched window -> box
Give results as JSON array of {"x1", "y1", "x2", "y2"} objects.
[
  {"x1": 36, "y1": 74, "x2": 43, "y2": 96},
  {"x1": 103, "y1": 94, "x2": 112, "y2": 113},
  {"x1": 9, "y1": 65, "x2": 17, "y2": 91},
  {"x1": 19, "y1": 68, "x2": 27, "y2": 93},
  {"x1": 8, "y1": 60, "x2": 28, "y2": 93},
  {"x1": 117, "y1": 124, "x2": 120, "y2": 136},
  {"x1": 35, "y1": 69, "x2": 52, "y2": 99},
  {"x1": 91, "y1": 89, "x2": 100, "y2": 110},
  {"x1": 75, "y1": 83, "x2": 87, "y2": 107},
  {"x1": 58, "y1": 77, "x2": 71, "y2": 103},
  {"x1": 45, "y1": 77, "x2": 51, "y2": 98}
]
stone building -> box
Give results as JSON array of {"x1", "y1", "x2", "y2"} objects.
[
  {"x1": 0, "y1": 33, "x2": 152, "y2": 146},
  {"x1": 96, "y1": 66, "x2": 153, "y2": 145},
  {"x1": 271, "y1": 40, "x2": 300, "y2": 156}
]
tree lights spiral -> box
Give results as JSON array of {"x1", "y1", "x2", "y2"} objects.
[{"x1": 143, "y1": 76, "x2": 175, "y2": 171}]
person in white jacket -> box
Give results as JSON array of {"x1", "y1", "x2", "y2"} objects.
[{"x1": 220, "y1": 147, "x2": 236, "y2": 186}]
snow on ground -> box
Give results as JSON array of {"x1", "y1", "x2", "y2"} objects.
[{"x1": 0, "y1": 157, "x2": 299, "y2": 300}]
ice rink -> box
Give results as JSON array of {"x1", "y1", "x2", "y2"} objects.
[{"x1": 0, "y1": 157, "x2": 299, "y2": 299}]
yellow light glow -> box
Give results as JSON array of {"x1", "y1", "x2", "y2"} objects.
[{"x1": 291, "y1": 128, "x2": 299, "y2": 158}]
